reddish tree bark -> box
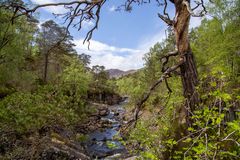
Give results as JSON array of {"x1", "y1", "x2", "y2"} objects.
[{"x1": 174, "y1": 0, "x2": 199, "y2": 124}]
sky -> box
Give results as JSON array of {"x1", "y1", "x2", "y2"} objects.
[{"x1": 29, "y1": 0, "x2": 202, "y2": 71}]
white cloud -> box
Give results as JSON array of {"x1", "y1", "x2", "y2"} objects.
[
  {"x1": 81, "y1": 20, "x2": 94, "y2": 30},
  {"x1": 74, "y1": 39, "x2": 143, "y2": 71},
  {"x1": 109, "y1": 5, "x2": 117, "y2": 12},
  {"x1": 74, "y1": 39, "x2": 141, "y2": 55},
  {"x1": 30, "y1": 0, "x2": 68, "y2": 14},
  {"x1": 73, "y1": 27, "x2": 168, "y2": 71},
  {"x1": 31, "y1": 0, "x2": 53, "y2": 4}
]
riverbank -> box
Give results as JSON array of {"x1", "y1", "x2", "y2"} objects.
[{"x1": 0, "y1": 97, "x2": 134, "y2": 160}]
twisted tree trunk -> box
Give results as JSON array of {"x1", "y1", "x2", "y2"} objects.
[{"x1": 174, "y1": 0, "x2": 199, "y2": 125}]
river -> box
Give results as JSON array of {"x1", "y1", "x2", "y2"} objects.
[{"x1": 85, "y1": 98, "x2": 129, "y2": 159}]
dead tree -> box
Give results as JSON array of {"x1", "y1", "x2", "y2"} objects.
[{"x1": 123, "y1": 0, "x2": 208, "y2": 127}]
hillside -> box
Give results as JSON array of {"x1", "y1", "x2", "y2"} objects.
[{"x1": 106, "y1": 69, "x2": 137, "y2": 78}]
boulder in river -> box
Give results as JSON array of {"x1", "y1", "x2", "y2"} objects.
[{"x1": 99, "y1": 108, "x2": 109, "y2": 116}]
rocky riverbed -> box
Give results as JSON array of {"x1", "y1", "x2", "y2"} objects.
[
  {"x1": 84, "y1": 98, "x2": 129, "y2": 159},
  {"x1": 0, "y1": 97, "x2": 135, "y2": 160},
  {"x1": 44, "y1": 97, "x2": 134, "y2": 160}
]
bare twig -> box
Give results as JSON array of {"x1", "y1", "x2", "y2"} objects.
[
  {"x1": 221, "y1": 131, "x2": 236, "y2": 141},
  {"x1": 184, "y1": 128, "x2": 207, "y2": 159},
  {"x1": 213, "y1": 149, "x2": 217, "y2": 160},
  {"x1": 221, "y1": 138, "x2": 240, "y2": 146},
  {"x1": 182, "y1": 0, "x2": 207, "y2": 17},
  {"x1": 176, "y1": 127, "x2": 206, "y2": 143},
  {"x1": 205, "y1": 133, "x2": 208, "y2": 160},
  {"x1": 221, "y1": 131, "x2": 239, "y2": 146}
]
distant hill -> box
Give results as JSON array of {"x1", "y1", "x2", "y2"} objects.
[{"x1": 106, "y1": 69, "x2": 137, "y2": 78}]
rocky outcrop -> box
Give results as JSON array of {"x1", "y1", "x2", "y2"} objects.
[
  {"x1": 0, "y1": 129, "x2": 90, "y2": 160},
  {"x1": 39, "y1": 137, "x2": 90, "y2": 160}
]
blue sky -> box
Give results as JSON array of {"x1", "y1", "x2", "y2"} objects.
[{"x1": 29, "y1": 0, "x2": 202, "y2": 71}]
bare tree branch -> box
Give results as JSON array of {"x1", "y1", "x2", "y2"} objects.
[
  {"x1": 158, "y1": 13, "x2": 174, "y2": 26},
  {"x1": 161, "y1": 50, "x2": 178, "y2": 72},
  {"x1": 157, "y1": 0, "x2": 175, "y2": 26},
  {"x1": 124, "y1": 0, "x2": 151, "y2": 11},
  {"x1": 125, "y1": 55, "x2": 186, "y2": 128},
  {"x1": 183, "y1": 0, "x2": 207, "y2": 17},
  {"x1": 192, "y1": 0, "x2": 201, "y2": 11},
  {"x1": 2, "y1": 0, "x2": 106, "y2": 46}
]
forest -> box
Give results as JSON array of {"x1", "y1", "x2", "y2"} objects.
[{"x1": 0, "y1": 0, "x2": 239, "y2": 159}]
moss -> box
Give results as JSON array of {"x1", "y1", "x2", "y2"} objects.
[{"x1": 75, "y1": 133, "x2": 89, "y2": 142}]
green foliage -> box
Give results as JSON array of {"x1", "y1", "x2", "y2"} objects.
[
  {"x1": 61, "y1": 59, "x2": 92, "y2": 97},
  {"x1": 0, "y1": 8, "x2": 38, "y2": 92},
  {"x1": 139, "y1": 151, "x2": 158, "y2": 160},
  {"x1": 0, "y1": 65, "x2": 94, "y2": 134},
  {"x1": 0, "y1": 89, "x2": 79, "y2": 134},
  {"x1": 90, "y1": 65, "x2": 110, "y2": 91},
  {"x1": 127, "y1": 70, "x2": 239, "y2": 159},
  {"x1": 116, "y1": 71, "x2": 147, "y2": 102},
  {"x1": 191, "y1": 0, "x2": 240, "y2": 80},
  {"x1": 174, "y1": 71, "x2": 240, "y2": 159},
  {"x1": 59, "y1": 59, "x2": 92, "y2": 113},
  {"x1": 106, "y1": 141, "x2": 118, "y2": 149},
  {"x1": 0, "y1": 6, "x2": 96, "y2": 138}
]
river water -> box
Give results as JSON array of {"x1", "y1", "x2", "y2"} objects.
[{"x1": 85, "y1": 98, "x2": 128, "y2": 159}]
